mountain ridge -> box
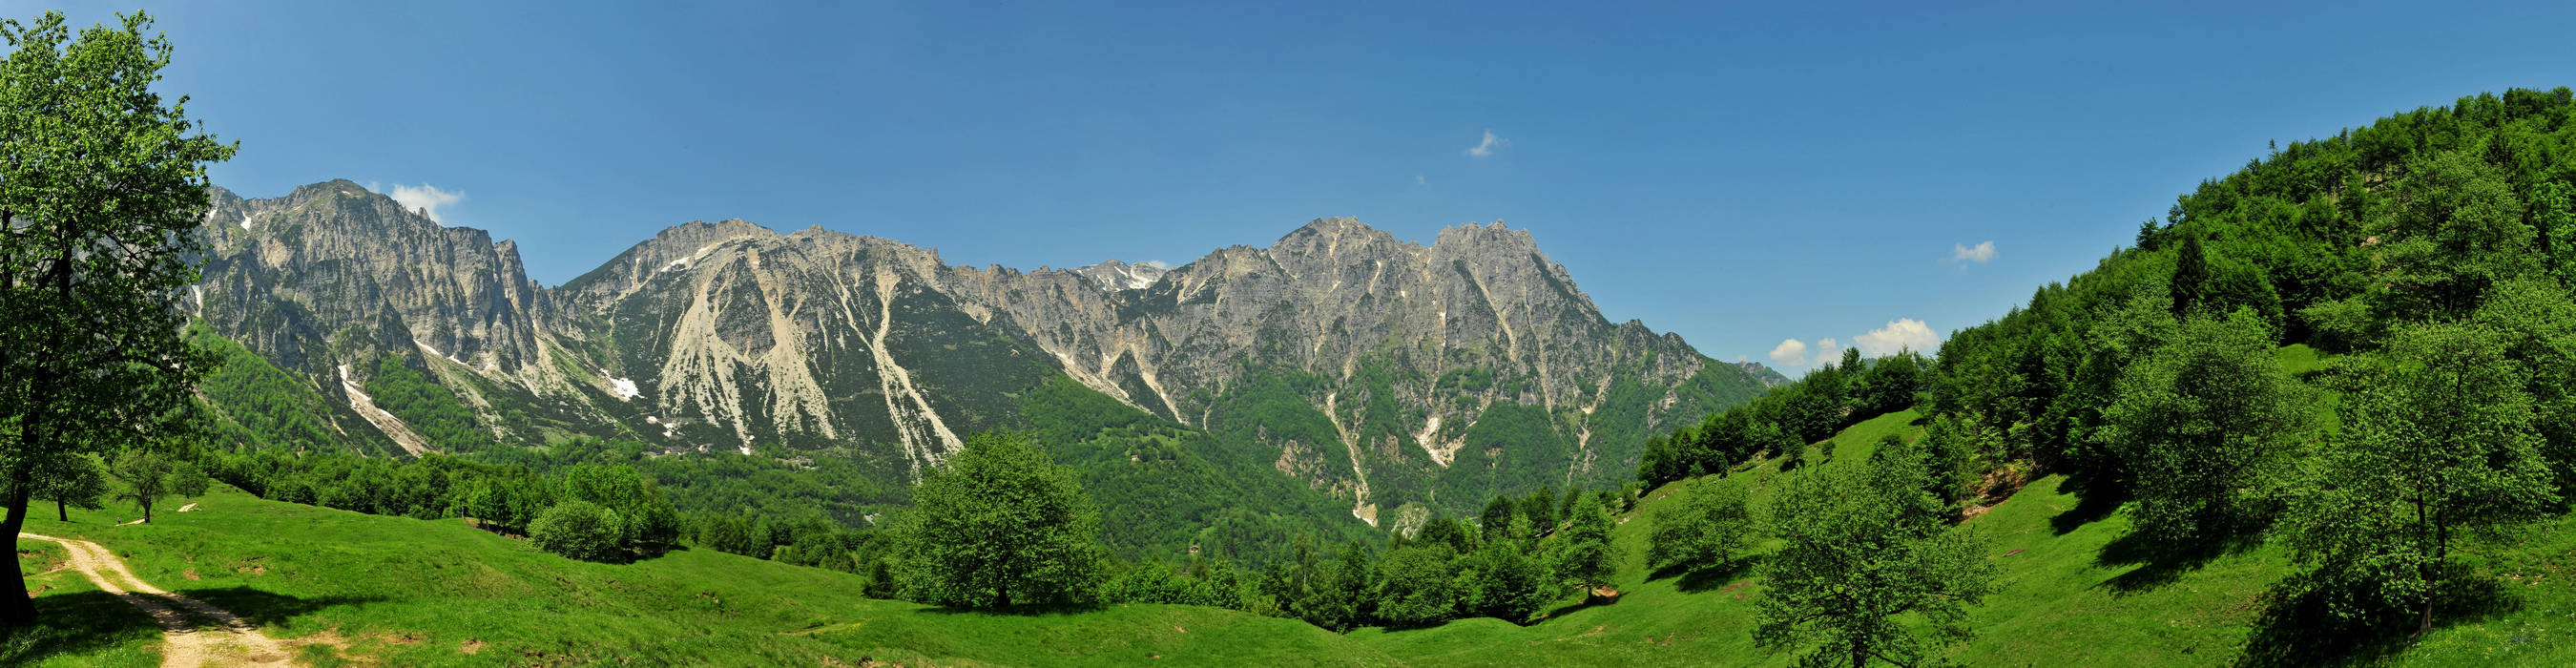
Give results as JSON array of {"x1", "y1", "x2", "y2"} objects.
[{"x1": 188, "y1": 181, "x2": 1775, "y2": 532}]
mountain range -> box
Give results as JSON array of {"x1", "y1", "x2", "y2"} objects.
[{"x1": 186, "y1": 179, "x2": 1771, "y2": 536}]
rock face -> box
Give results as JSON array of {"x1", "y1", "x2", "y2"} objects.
[{"x1": 190, "y1": 182, "x2": 1774, "y2": 519}]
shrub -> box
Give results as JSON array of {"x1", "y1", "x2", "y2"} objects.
[{"x1": 530, "y1": 500, "x2": 627, "y2": 562}]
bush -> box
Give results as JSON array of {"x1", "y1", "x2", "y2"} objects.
[{"x1": 530, "y1": 500, "x2": 627, "y2": 562}]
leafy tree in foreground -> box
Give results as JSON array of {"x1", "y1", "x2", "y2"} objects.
[
  {"x1": 1548, "y1": 493, "x2": 1620, "y2": 594},
  {"x1": 1755, "y1": 460, "x2": 1995, "y2": 667},
  {"x1": 2099, "y1": 309, "x2": 2313, "y2": 543},
  {"x1": 2282, "y1": 324, "x2": 2557, "y2": 637},
  {"x1": 891, "y1": 431, "x2": 1104, "y2": 609},
  {"x1": 0, "y1": 10, "x2": 234, "y2": 625},
  {"x1": 1646, "y1": 479, "x2": 1752, "y2": 572}
]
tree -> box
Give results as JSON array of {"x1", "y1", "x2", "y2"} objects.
[
  {"x1": 2171, "y1": 233, "x2": 2210, "y2": 317},
  {"x1": 2282, "y1": 324, "x2": 2558, "y2": 637},
  {"x1": 0, "y1": 10, "x2": 236, "y2": 624},
  {"x1": 1838, "y1": 346, "x2": 1861, "y2": 373},
  {"x1": 891, "y1": 431, "x2": 1103, "y2": 609},
  {"x1": 1463, "y1": 515, "x2": 1549, "y2": 623},
  {"x1": 1373, "y1": 543, "x2": 1460, "y2": 627},
  {"x1": 1521, "y1": 486, "x2": 1558, "y2": 534},
  {"x1": 530, "y1": 500, "x2": 626, "y2": 562},
  {"x1": 2369, "y1": 150, "x2": 2538, "y2": 321},
  {"x1": 1548, "y1": 493, "x2": 1620, "y2": 594},
  {"x1": 1478, "y1": 494, "x2": 1517, "y2": 543},
  {"x1": 1414, "y1": 514, "x2": 1476, "y2": 554},
  {"x1": 1647, "y1": 479, "x2": 1752, "y2": 572},
  {"x1": 107, "y1": 450, "x2": 173, "y2": 523},
  {"x1": 1851, "y1": 350, "x2": 1923, "y2": 419},
  {"x1": 1755, "y1": 460, "x2": 1995, "y2": 667},
  {"x1": 169, "y1": 461, "x2": 210, "y2": 499},
  {"x1": 2533, "y1": 180, "x2": 2576, "y2": 283},
  {"x1": 1298, "y1": 540, "x2": 1375, "y2": 632},
  {"x1": 2098, "y1": 309, "x2": 2314, "y2": 542},
  {"x1": 28, "y1": 453, "x2": 108, "y2": 522}
]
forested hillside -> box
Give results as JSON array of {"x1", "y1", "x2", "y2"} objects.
[{"x1": 1615, "y1": 87, "x2": 2576, "y2": 664}]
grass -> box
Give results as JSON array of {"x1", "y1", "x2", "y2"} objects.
[
  {"x1": 1349, "y1": 399, "x2": 2576, "y2": 666},
  {"x1": 7, "y1": 490, "x2": 1391, "y2": 666},
  {"x1": 13, "y1": 362, "x2": 2576, "y2": 665}
]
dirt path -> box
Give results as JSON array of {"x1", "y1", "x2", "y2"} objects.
[{"x1": 18, "y1": 532, "x2": 293, "y2": 667}]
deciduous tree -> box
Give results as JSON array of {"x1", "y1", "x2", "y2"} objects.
[
  {"x1": 2100, "y1": 309, "x2": 2314, "y2": 542},
  {"x1": 1755, "y1": 460, "x2": 1994, "y2": 667},
  {"x1": 891, "y1": 431, "x2": 1104, "y2": 609},
  {"x1": 0, "y1": 10, "x2": 235, "y2": 625},
  {"x1": 2283, "y1": 324, "x2": 2558, "y2": 637}
]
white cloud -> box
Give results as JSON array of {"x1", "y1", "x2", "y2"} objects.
[
  {"x1": 1947, "y1": 240, "x2": 1997, "y2": 263},
  {"x1": 1415, "y1": 175, "x2": 1427, "y2": 186},
  {"x1": 1815, "y1": 338, "x2": 1844, "y2": 366},
  {"x1": 1464, "y1": 130, "x2": 1508, "y2": 157},
  {"x1": 1768, "y1": 339, "x2": 1809, "y2": 367},
  {"x1": 388, "y1": 182, "x2": 466, "y2": 222},
  {"x1": 1855, "y1": 318, "x2": 1942, "y2": 358}
]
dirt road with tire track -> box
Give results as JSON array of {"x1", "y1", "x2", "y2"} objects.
[{"x1": 18, "y1": 532, "x2": 292, "y2": 667}]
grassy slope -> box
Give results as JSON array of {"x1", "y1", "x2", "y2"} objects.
[
  {"x1": 19, "y1": 368, "x2": 2576, "y2": 666},
  {"x1": 9, "y1": 488, "x2": 1393, "y2": 667},
  {"x1": 1353, "y1": 402, "x2": 2576, "y2": 666}
]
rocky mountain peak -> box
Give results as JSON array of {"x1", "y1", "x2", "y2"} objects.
[{"x1": 1071, "y1": 260, "x2": 1171, "y2": 291}]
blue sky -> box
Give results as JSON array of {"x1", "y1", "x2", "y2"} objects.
[{"x1": 27, "y1": 0, "x2": 2576, "y2": 369}]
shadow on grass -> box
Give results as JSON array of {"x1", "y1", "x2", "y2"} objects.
[
  {"x1": 2236, "y1": 572, "x2": 2517, "y2": 667},
  {"x1": 0, "y1": 591, "x2": 161, "y2": 664},
  {"x1": 2048, "y1": 491, "x2": 2122, "y2": 536},
  {"x1": 2093, "y1": 529, "x2": 2263, "y2": 595},
  {"x1": 179, "y1": 586, "x2": 384, "y2": 629},
  {"x1": 2048, "y1": 472, "x2": 2124, "y2": 535},
  {"x1": 1649, "y1": 555, "x2": 1761, "y2": 595},
  {"x1": 916, "y1": 602, "x2": 1111, "y2": 617}
]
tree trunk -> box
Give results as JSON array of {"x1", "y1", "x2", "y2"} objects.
[
  {"x1": 1851, "y1": 637, "x2": 1870, "y2": 668},
  {"x1": 0, "y1": 213, "x2": 27, "y2": 628},
  {"x1": 53, "y1": 499, "x2": 65, "y2": 523},
  {"x1": 0, "y1": 473, "x2": 36, "y2": 627}
]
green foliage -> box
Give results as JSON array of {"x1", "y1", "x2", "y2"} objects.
[
  {"x1": 1756, "y1": 458, "x2": 1995, "y2": 667},
  {"x1": 107, "y1": 450, "x2": 175, "y2": 524},
  {"x1": 1548, "y1": 493, "x2": 1620, "y2": 592},
  {"x1": 364, "y1": 355, "x2": 487, "y2": 452},
  {"x1": 1519, "y1": 486, "x2": 1558, "y2": 534},
  {"x1": 2099, "y1": 309, "x2": 2314, "y2": 542},
  {"x1": 167, "y1": 462, "x2": 211, "y2": 500},
  {"x1": 530, "y1": 500, "x2": 628, "y2": 563},
  {"x1": 1477, "y1": 494, "x2": 1516, "y2": 543},
  {"x1": 1028, "y1": 372, "x2": 1368, "y2": 564},
  {"x1": 0, "y1": 9, "x2": 235, "y2": 623},
  {"x1": 2470, "y1": 278, "x2": 2576, "y2": 494},
  {"x1": 1372, "y1": 544, "x2": 1461, "y2": 628},
  {"x1": 1460, "y1": 525, "x2": 1548, "y2": 624},
  {"x1": 559, "y1": 465, "x2": 681, "y2": 551},
  {"x1": 190, "y1": 327, "x2": 363, "y2": 453},
  {"x1": 2280, "y1": 324, "x2": 2558, "y2": 633},
  {"x1": 24, "y1": 453, "x2": 108, "y2": 522},
  {"x1": 1645, "y1": 478, "x2": 1751, "y2": 572},
  {"x1": 891, "y1": 432, "x2": 1103, "y2": 609}
]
